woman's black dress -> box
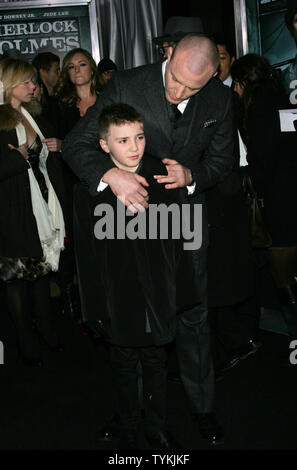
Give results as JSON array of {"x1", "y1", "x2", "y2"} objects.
[{"x1": 0, "y1": 135, "x2": 51, "y2": 281}]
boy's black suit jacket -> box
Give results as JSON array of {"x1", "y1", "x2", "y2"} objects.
[{"x1": 74, "y1": 155, "x2": 199, "y2": 347}]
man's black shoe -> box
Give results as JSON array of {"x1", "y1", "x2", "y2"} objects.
[
  {"x1": 98, "y1": 415, "x2": 121, "y2": 442},
  {"x1": 219, "y1": 356, "x2": 241, "y2": 373},
  {"x1": 146, "y1": 430, "x2": 179, "y2": 450},
  {"x1": 237, "y1": 339, "x2": 262, "y2": 360},
  {"x1": 195, "y1": 412, "x2": 224, "y2": 445},
  {"x1": 218, "y1": 340, "x2": 262, "y2": 375}
]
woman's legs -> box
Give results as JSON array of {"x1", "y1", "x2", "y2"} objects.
[
  {"x1": 5, "y1": 279, "x2": 41, "y2": 358},
  {"x1": 30, "y1": 274, "x2": 59, "y2": 348}
]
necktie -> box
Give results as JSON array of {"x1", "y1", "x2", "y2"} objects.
[{"x1": 168, "y1": 103, "x2": 182, "y2": 123}]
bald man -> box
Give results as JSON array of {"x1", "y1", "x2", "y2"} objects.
[{"x1": 62, "y1": 34, "x2": 234, "y2": 447}]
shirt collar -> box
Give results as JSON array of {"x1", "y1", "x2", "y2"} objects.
[
  {"x1": 223, "y1": 75, "x2": 233, "y2": 87},
  {"x1": 162, "y1": 59, "x2": 189, "y2": 114}
]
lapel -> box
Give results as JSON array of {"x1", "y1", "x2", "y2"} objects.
[
  {"x1": 171, "y1": 78, "x2": 218, "y2": 157},
  {"x1": 141, "y1": 63, "x2": 172, "y2": 146}
]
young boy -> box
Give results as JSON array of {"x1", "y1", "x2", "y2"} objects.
[{"x1": 80, "y1": 103, "x2": 198, "y2": 449}]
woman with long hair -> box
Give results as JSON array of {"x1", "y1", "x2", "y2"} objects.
[
  {"x1": 231, "y1": 53, "x2": 297, "y2": 339},
  {"x1": 0, "y1": 58, "x2": 66, "y2": 366},
  {"x1": 56, "y1": 48, "x2": 101, "y2": 137},
  {"x1": 56, "y1": 48, "x2": 101, "y2": 327}
]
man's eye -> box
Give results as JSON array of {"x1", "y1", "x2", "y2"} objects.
[{"x1": 68, "y1": 65, "x2": 74, "y2": 70}]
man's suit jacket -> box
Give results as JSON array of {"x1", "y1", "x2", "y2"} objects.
[{"x1": 62, "y1": 61, "x2": 235, "y2": 202}]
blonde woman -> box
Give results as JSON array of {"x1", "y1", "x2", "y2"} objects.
[{"x1": 0, "y1": 59, "x2": 66, "y2": 366}]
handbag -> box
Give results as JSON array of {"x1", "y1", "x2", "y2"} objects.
[{"x1": 242, "y1": 174, "x2": 272, "y2": 249}]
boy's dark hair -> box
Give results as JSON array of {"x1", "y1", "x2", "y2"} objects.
[
  {"x1": 32, "y1": 52, "x2": 60, "y2": 72},
  {"x1": 98, "y1": 103, "x2": 143, "y2": 140}
]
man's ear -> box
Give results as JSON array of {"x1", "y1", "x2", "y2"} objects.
[
  {"x1": 231, "y1": 56, "x2": 235, "y2": 65},
  {"x1": 213, "y1": 70, "x2": 218, "y2": 77},
  {"x1": 166, "y1": 45, "x2": 175, "y2": 62},
  {"x1": 99, "y1": 138, "x2": 109, "y2": 153}
]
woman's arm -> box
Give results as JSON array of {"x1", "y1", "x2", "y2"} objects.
[{"x1": 0, "y1": 132, "x2": 29, "y2": 182}]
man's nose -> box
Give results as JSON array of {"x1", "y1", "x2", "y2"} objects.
[{"x1": 174, "y1": 84, "x2": 185, "y2": 100}]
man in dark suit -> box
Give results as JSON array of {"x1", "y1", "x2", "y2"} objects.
[
  {"x1": 62, "y1": 34, "x2": 234, "y2": 445},
  {"x1": 204, "y1": 34, "x2": 262, "y2": 379}
]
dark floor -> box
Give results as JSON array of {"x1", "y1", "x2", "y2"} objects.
[{"x1": 0, "y1": 285, "x2": 296, "y2": 457}]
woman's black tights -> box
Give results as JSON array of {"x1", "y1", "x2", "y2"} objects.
[{"x1": 5, "y1": 275, "x2": 58, "y2": 359}]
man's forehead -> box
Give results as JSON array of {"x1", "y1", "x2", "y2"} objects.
[{"x1": 170, "y1": 58, "x2": 213, "y2": 89}]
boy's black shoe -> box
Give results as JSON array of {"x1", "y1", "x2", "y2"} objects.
[
  {"x1": 194, "y1": 412, "x2": 224, "y2": 445},
  {"x1": 146, "y1": 430, "x2": 179, "y2": 450},
  {"x1": 98, "y1": 414, "x2": 121, "y2": 442},
  {"x1": 119, "y1": 430, "x2": 138, "y2": 449}
]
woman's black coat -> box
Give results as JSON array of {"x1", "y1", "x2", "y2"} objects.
[
  {"x1": 0, "y1": 106, "x2": 68, "y2": 258},
  {"x1": 244, "y1": 91, "x2": 297, "y2": 246}
]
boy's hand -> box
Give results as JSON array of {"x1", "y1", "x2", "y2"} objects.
[
  {"x1": 103, "y1": 167, "x2": 149, "y2": 213},
  {"x1": 153, "y1": 158, "x2": 193, "y2": 189}
]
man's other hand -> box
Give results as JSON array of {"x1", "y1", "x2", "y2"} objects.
[{"x1": 153, "y1": 158, "x2": 193, "y2": 189}]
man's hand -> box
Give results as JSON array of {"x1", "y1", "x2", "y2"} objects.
[
  {"x1": 42, "y1": 138, "x2": 62, "y2": 152},
  {"x1": 154, "y1": 158, "x2": 193, "y2": 189},
  {"x1": 103, "y1": 167, "x2": 149, "y2": 213}
]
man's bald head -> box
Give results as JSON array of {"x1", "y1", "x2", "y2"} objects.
[
  {"x1": 164, "y1": 34, "x2": 219, "y2": 104},
  {"x1": 172, "y1": 34, "x2": 220, "y2": 76}
]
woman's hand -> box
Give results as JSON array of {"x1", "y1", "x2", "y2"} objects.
[
  {"x1": 42, "y1": 138, "x2": 62, "y2": 152},
  {"x1": 8, "y1": 143, "x2": 29, "y2": 160}
]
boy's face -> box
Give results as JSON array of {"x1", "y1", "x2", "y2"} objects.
[{"x1": 100, "y1": 121, "x2": 146, "y2": 172}]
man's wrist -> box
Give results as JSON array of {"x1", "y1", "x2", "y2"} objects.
[
  {"x1": 102, "y1": 167, "x2": 119, "y2": 185},
  {"x1": 187, "y1": 169, "x2": 195, "y2": 186}
]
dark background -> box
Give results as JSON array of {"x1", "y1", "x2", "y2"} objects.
[{"x1": 161, "y1": 0, "x2": 236, "y2": 46}]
